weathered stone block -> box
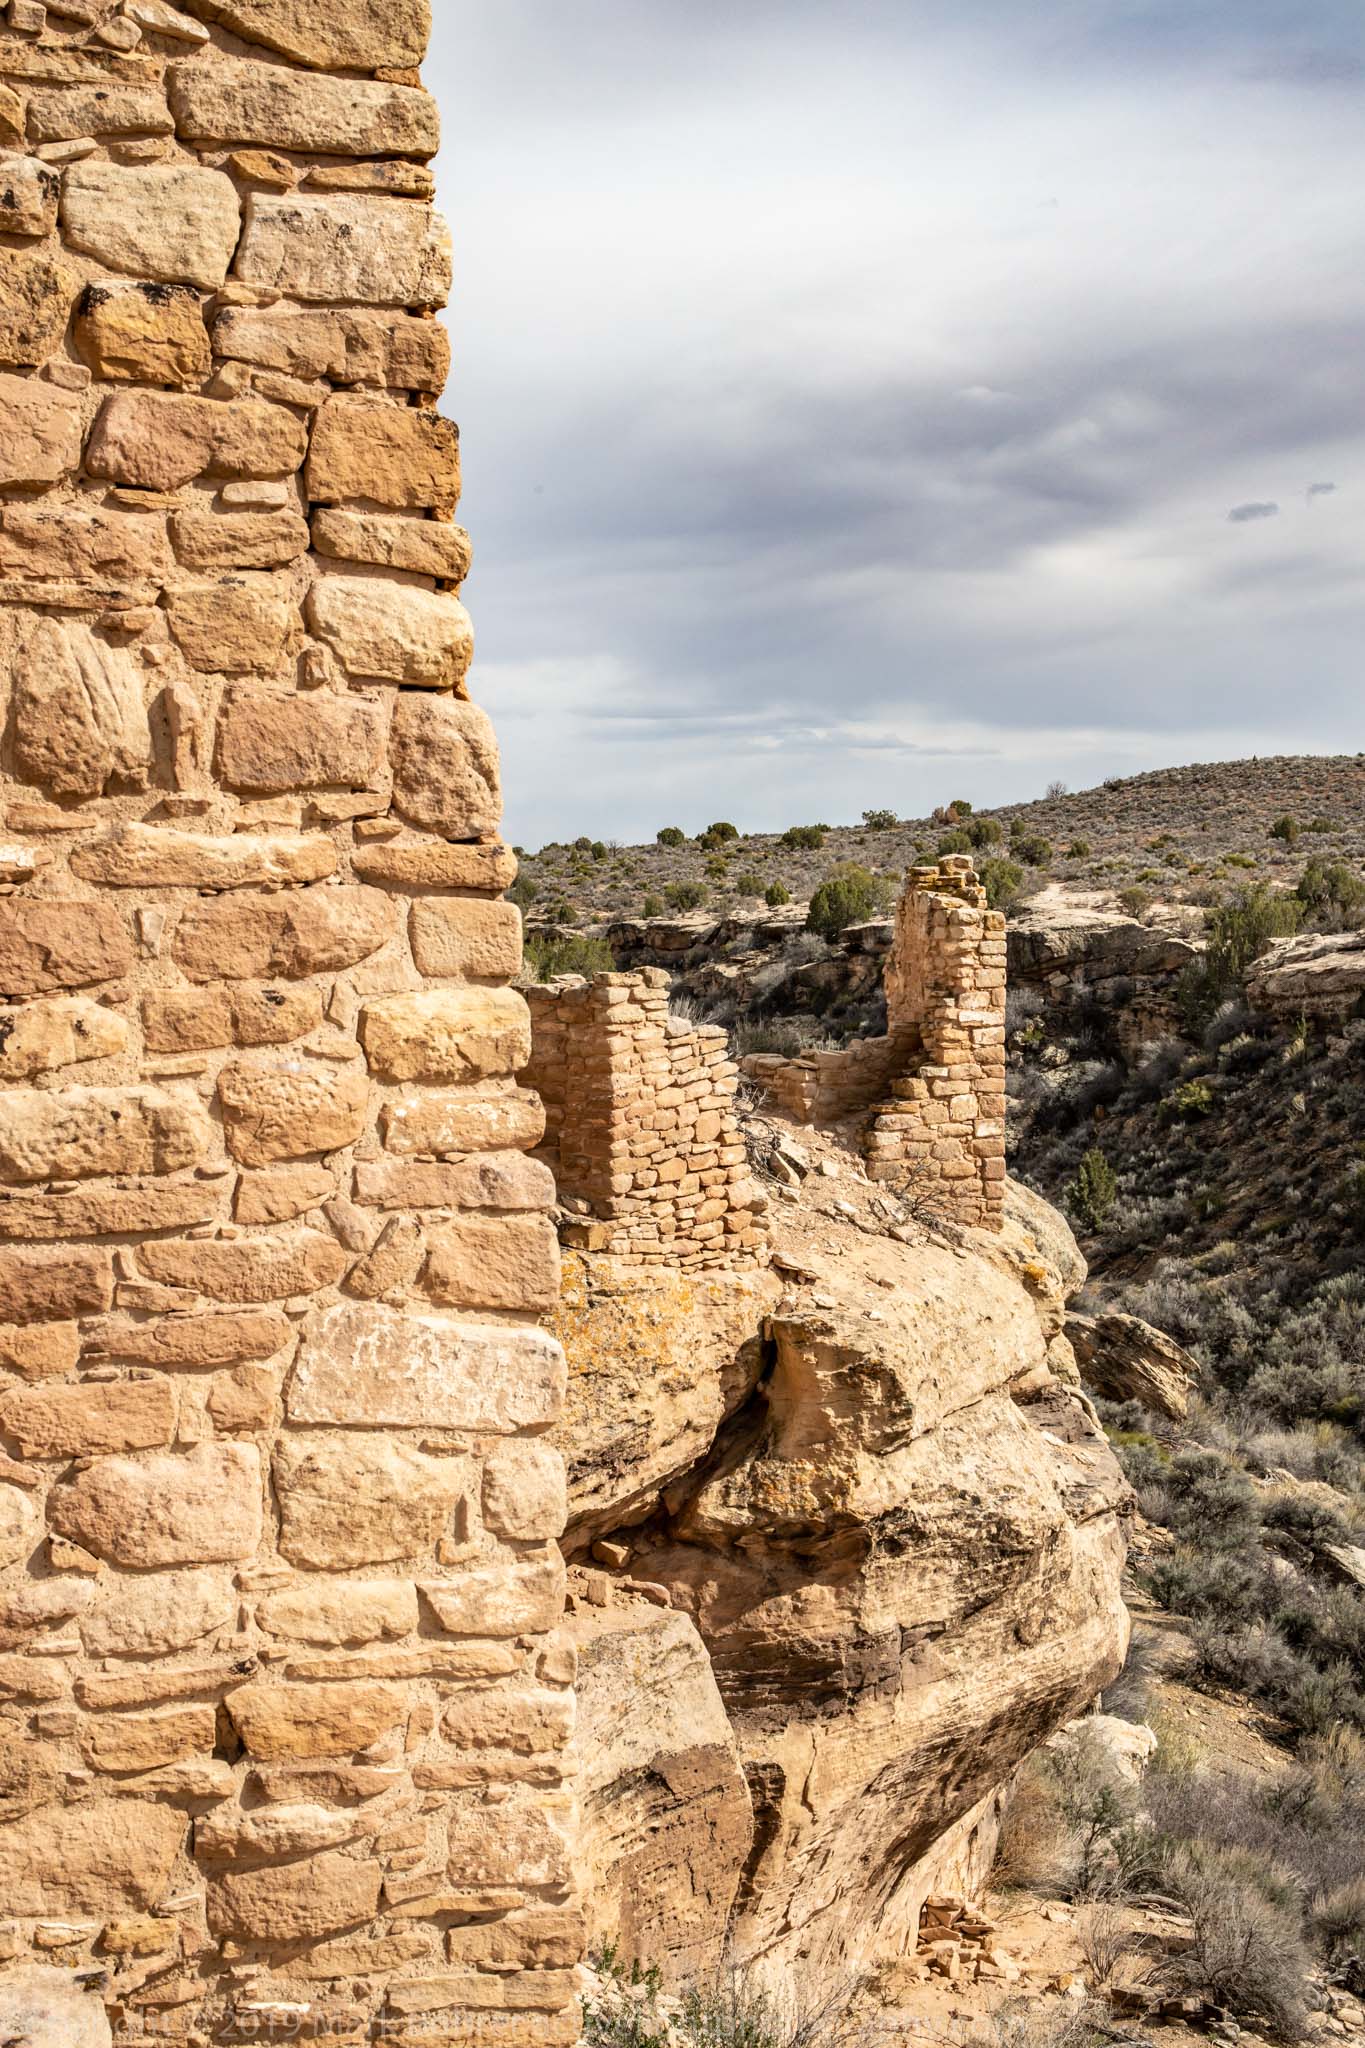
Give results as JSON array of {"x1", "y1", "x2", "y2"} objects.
[
  {"x1": 206, "y1": 1850, "x2": 383, "y2": 1943},
  {"x1": 0, "y1": 1376, "x2": 176, "y2": 1460},
  {"x1": 0, "y1": 1184, "x2": 220, "y2": 1243},
  {"x1": 235, "y1": 1163, "x2": 335, "y2": 1225},
  {"x1": 0, "y1": 1800, "x2": 185, "y2": 1914},
  {"x1": 0, "y1": 1245, "x2": 113, "y2": 1323},
  {"x1": 82, "y1": 1704, "x2": 216, "y2": 1773},
  {"x1": 214, "y1": 303, "x2": 449, "y2": 389},
  {"x1": 0, "y1": 155, "x2": 59, "y2": 238},
  {"x1": 170, "y1": 506, "x2": 311, "y2": 571},
  {"x1": 313, "y1": 508, "x2": 470, "y2": 583},
  {"x1": 0, "y1": 1321, "x2": 80, "y2": 1381},
  {"x1": 0, "y1": 249, "x2": 79, "y2": 367},
  {"x1": 215, "y1": 687, "x2": 389, "y2": 793},
  {"x1": 0, "y1": 1967, "x2": 111, "y2": 2048},
  {"x1": 172, "y1": 887, "x2": 394, "y2": 981},
  {"x1": 142, "y1": 983, "x2": 323, "y2": 1052},
  {"x1": 308, "y1": 576, "x2": 473, "y2": 686},
  {"x1": 425, "y1": 1215, "x2": 561, "y2": 1314},
  {"x1": 12, "y1": 618, "x2": 151, "y2": 799},
  {"x1": 381, "y1": 1088, "x2": 546, "y2": 1158},
  {"x1": 257, "y1": 1580, "x2": 418, "y2": 1647},
  {"x1": 0, "y1": 900, "x2": 131, "y2": 997},
  {"x1": 206, "y1": 1361, "x2": 279, "y2": 1432},
  {"x1": 0, "y1": 996, "x2": 126, "y2": 1080},
  {"x1": 74, "y1": 280, "x2": 210, "y2": 387},
  {"x1": 0, "y1": 1483, "x2": 39, "y2": 1568},
  {"x1": 274, "y1": 1433, "x2": 463, "y2": 1569},
  {"x1": 169, "y1": 58, "x2": 438, "y2": 157},
  {"x1": 135, "y1": 1231, "x2": 348, "y2": 1301},
  {"x1": 0, "y1": 1085, "x2": 209, "y2": 1184},
  {"x1": 445, "y1": 1800, "x2": 574, "y2": 1890},
  {"x1": 360, "y1": 987, "x2": 530, "y2": 1084},
  {"x1": 409, "y1": 899, "x2": 523, "y2": 981},
  {"x1": 82, "y1": 1567, "x2": 235, "y2": 1658},
  {"x1": 419, "y1": 1558, "x2": 565, "y2": 1639},
  {"x1": 0, "y1": 371, "x2": 81, "y2": 487},
  {"x1": 307, "y1": 396, "x2": 460, "y2": 511},
  {"x1": 88, "y1": 392, "x2": 308, "y2": 492},
  {"x1": 289, "y1": 1300, "x2": 566, "y2": 1432},
  {"x1": 225, "y1": 1679, "x2": 407, "y2": 1760},
  {"x1": 0, "y1": 501, "x2": 171, "y2": 587},
  {"x1": 28, "y1": 84, "x2": 174, "y2": 143},
  {"x1": 164, "y1": 575, "x2": 300, "y2": 673},
  {"x1": 218, "y1": 1060, "x2": 369, "y2": 1165},
  {"x1": 46, "y1": 1443, "x2": 262, "y2": 1566},
  {"x1": 179, "y1": 0, "x2": 431, "y2": 71},
  {"x1": 236, "y1": 192, "x2": 451, "y2": 307},
  {"x1": 353, "y1": 1153, "x2": 555, "y2": 1213},
  {"x1": 61, "y1": 161, "x2": 241, "y2": 288},
  {"x1": 482, "y1": 1441, "x2": 569, "y2": 1543},
  {"x1": 90, "y1": 1309, "x2": 292, "y2": 1369},
  {"x1": 73, "y1": 824, "x2": 335, "y2": 890},
  {"x1": 352, "y1": 841, "x2": 517, "y2": 893},
  {"x1": 390, "y1": 694, "x2": 500, "y2": 835},
  {"x1": 446, "y1": 1908, "x2": 584, "y2": 1971}
]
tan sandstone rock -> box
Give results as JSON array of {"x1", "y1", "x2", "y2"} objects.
[
  {"x1": 180, "y1": 0, "x2": 431, "y2": 71},
  {"x1": 143, "y1": 984, "x2": 323, "y2": 1052},
  {"x1": 308, "y1": 576, "x2": 473, "y2": 686},
  {"x1": 420, "y1": 1558, "x2": 565, "y2": 1639},
  {"x1": 12, "y1": 617, "x2": 151, "y2": 798},
  {"x1": 172, "y1": 888, "x2": 394, "y2": 981},
  {"x1": 87, "y1": 392, "x2": 308, "y2": 492},
  {"x1": 258, "y1": 1580, "x2": 418, "y2": 1647},
  {"x1": 136, "y1": 1231, "x2": 348, "y2": 1301},
  {"x1": 307, "y1": 395, "x2": 460, "y2": 511},
  {"x1": 0, "y1": 1376, "x2": 177, "y2": 1459},
  {"x1": 170, "y1": 506, "x2": 311, "y2": 571},
  {"x1": 82, "y1": 1567, "x2": 236, "y2": 1658},
  {"x1": 0, "y1": 248, "x2": 79, "y2": 367},
  {"x1": 0, "y1": 1245, "x2": 113, "y2": 1323},
  {"x1": 207, "y1": 1849, "x2": 383, "y2": 1943},
  {"x1": 0, "y1": 1967, "x2": 112, "y2": 2048},
  {"x1": 0, "y1": 997, "x2": 126, "y2": 1080},
  {"x1": 225, "y1": 1678, "x2": 407, "y2": 1760},
  {"x1": 313, "y1": 508, "x2": 470, "y2": 583},
  {"x1": 360, "y1": 987, "x2": 530, "y2": 1084},
  {"x1": 218, "y1": 1059, "x2": 370, "y2": 1165},
  {"x1": 409, "y1": 899, "x2": 522, "y2": 981},
  {"x1": 380, "y1": 1087, "x2": 546, "y2": 1158},
  {"x1": 61, "y1": 160, "x2": 242, "y2": 288},
  {"x1": 82, "y1": 1703, "x2": 217, "y2": 1773},
  {"x1": 236, "y1": 192, "x2": 451, "y2": 308},
  {"x1": 0, "y1": 1085, "x2": 209, "y2": 1184},
  {"x1": 0, "y1": 900, "x2": 132, "y2": 997},
  {"x1": 0, "y1": 156, "x2": 60, "y2": 238},
  {"x1": 73, "y1": 824, "x2": 335, "y2": 889},
  {"x1": 273, "y1": 1434, "x2": 464, "y2": 1569},
  {"x1": 74, "y1": 280, "x2": 211, "y2": 386},
  {"x1": 215, "y1": 687, "x2": 389, "y2": 793},
  {"x1": 47, "y1": 1442, "x2": 263, "y2": 1566},
  {"x1": 425, "y1": 1215, "x2": 561, "y2": 1315},
  {"x1": 0, "y1": 1801, "x2": 185, "y2": 1914},
  {"x1": 169, "y1": 57, "x2": 438, "y2": 157},
  {"x1": 390, "y1": 693, "x2": 500, "y2": 834},
  {"x1": 0, "y1": 371, "x2": 81, "y2": 488},
  {"x1": 288, "y1": 1300, "x2": 566, "y2": 1432},
  {"x1": 214, "y1": 304, "x2": 449, "y2": 390},
  {"x1": 164, "y1": 575, "x2": 301, "y2": 672}
]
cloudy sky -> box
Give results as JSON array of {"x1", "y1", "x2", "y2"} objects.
[{"x1": 427, "y1": 3, "x2": 1365, "y2": 847}]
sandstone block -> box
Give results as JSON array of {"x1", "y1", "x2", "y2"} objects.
[
  {"x1": 172, "y1": 887, "x2": 394, "y2": 981},
  {"x1": 274, "y1": 1433, "x2": 463, "y2": 1568},
  {"x1": 12, "y1": 617, "x2": 151, "y2": 799},
  {"x1": 289, "y1": 1300, "x2": 566, "y2": 1432},
  {"x1": 87, "y1": 392, "x2": 308, "y2": 492},
  {"x1": 258, "y1": 1580, "x2": 418, "y2": 1647},
  {"x1": 360, "y1": 987, "x2": 530, "y2": 1084},
  {"x1": 0, "y1": 1482, "x2": 39, "y2": 1568},
  {"x1": 313, "y1": 508, "x2": 470, "y2": 583},
  {"x1": 390, "y1": 694, "x2": 500, "y2": 835},
  {"x1": 353, "y1": 844, "x2": 516, "y2": 898},
  {"x1": 0, "y1": 371, "x2": 80, "y2": 487},
  {"x1": 0, "y1": 1246, "x2": 112, "y2": 1323},
  {"x1": 225, "y1": 1679, "x2": 406, "y2": 1759},
  {"x1": 90, "y1": 1308, "x2": 291, "y2": 1369},
  {"x1": 307, "y1": 396, "x2": 460, "y2": 511},
  {"x1": 0, "y1": 1185, "x2": 220, "y2": 1242},
  {"x1": 0, "y1": 155, "x2": 59, "y2": 237},
  {"x1": 0, "y1": 1968, "x2": 111, "y2": 2048},
  {"x1": 0, "y1": 248, "x2": 79, "y2": 367},
  {"x1": 206, "y1": 1361, "x2": 278, "y2": 1432},
  {"x1": 236, "y1": 191, "x2": 451, "y2": 307},
  {"x1": 82, "y1": 1704, "x2": 215, "y2": 1773},
  {"x1": 445, "y1": 1800, "x2": 573, "y2": 1890},
  {"x1": 420, "y1": 1558, "x2": 564, "y2": 1639},
  {"x1": 388, "y1": 1970, "x2": 578, "y2": 2015},
  {"x1": 0, "y1": 996, "x2": 126, "y2": 1080},
  {"x1": 0, "y1": 900, "x2": 131, "y2": 996},
  {"x1": 136, "y1": 1231, "x2": 348, "y2": 1301},
  {"x1": 0, "y1": 1085, "x2": 209, "y2": 1184},
  {"x1": 82, "y1": 1567, "x2": 235, "y2": 1658},
  {"x1": 73, "y1": 823, "x2": 335, "y2": 889},
  {"x1": 0, "y1": 501, "x2": 171, "y2": 587},
  {"x1": 446, "y1": 1908, "x2": 584, "y2": 1971},
  {"x1": 482, "y1": 1441, "x2": 568, "y2": 1543},
  {"x1": 169, "y1": 57, "x2": 438, "y2": 156},
  {"x1": 214, "y1": 303, "x2": 449, "y2": 389},
  {"x1": 308, "y1": 576, "x2": 473, "y2": 687},
  {"x1": 0, "y1": 1799, "x2": 184, "y2": 1914},
  {"x1": 354, "y1": 1152, "x2": 556, "y2": 1213},
  {"x1": 218, "y1": 1059, "x2": 369, "y2": 1165},
  {"x1": 235, "y1": 1163, "x2": 335, "y2": 1225},
  {"x1": 425, "y1": 1215, "x2": 560, "y2": 1315},
  {"x1": 215, "y1": 687, "x2": 389, "y2": 793},
  {"x1": 74, "y1": 280, "x2": 210, "y2": 386},
  {"x1": 381, "y1": 1088, "x2": 546, "y2": 1158},
  {"x1": 170, "y1": 505, "x2": 310, "y2": 571},
  {"x1": 409, "y1": 899, "x2": 523, "y2": 981},
  {"x1": 47, "y1": 1443, "x2": 262, "y2": 1566},
  {"x1": 207, "y1": 1849, "x2": 383, "y2": 1943},
  {"x1": 28, "y1": 84, "x2": 174, "y2": 142},
  {"x1": 61, "y1": 161, "x2": 241, "y2": 287},
  {"x1": 0, "y1": 1376, "x2": 176, "y2": 1460},
  {"x1": 179, "y1": 0, "x2": 431, "y2": 71},
  {"x1": 143, "y1": 983, "x2": 323, "y2": 1052},
  {"x1": 0, "y1": 1322, "x2": 80, "y2": 1381},
  {"x1": 164, "y1": 575, "x2": 300, "y2": 672}
]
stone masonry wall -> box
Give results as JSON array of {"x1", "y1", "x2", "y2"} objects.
[
  {"x1": 524, "y1": 971, "x2": 768, "y2": 1270},
  {"x1": 0, "y1": 4, "x2": 581, "y2": 2045},
  {"x1": 744, "y1": 858, "x2": 1007, "y2": 1228}
]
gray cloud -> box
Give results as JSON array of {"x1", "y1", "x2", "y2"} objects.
[
  {"x1": 428, "y1": 3, "x2": 1365, "y2": 844},
  {"x1": 1308, "y1": 481, "x2": 1338, "y2": 499},
  {"x1": 1228, "y1": 502, "x2": 1281, "y2": 522}
]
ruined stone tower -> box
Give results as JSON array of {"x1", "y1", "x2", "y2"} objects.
[{"x1": 0, "y1": 2, "x2": 581, "y2": 2040}]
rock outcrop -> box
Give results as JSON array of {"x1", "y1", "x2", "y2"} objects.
[
  {"x1": 1247, "y1": 929, "x2": 1365, "y2": 1020},
  {"x1": 1069, "y1": 1310, "x2": 1198, "y2": 1420}
]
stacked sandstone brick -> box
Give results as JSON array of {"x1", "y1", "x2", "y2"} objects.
[
  {"x1": 0, "y1": 2, "x2": 581, "y2": 2043},
  {"x1": 745, "y1": 859, "x2": 1007, "y2": 1229},
  {"x1": 523, "y1": 970, "x2": 768, "y2": 1270}
]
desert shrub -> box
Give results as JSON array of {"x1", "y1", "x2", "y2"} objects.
[
  {"x1": 980, "y1": 857, "x2": 1024, "y2": 911},
  {"x1": 1015, "y1": 834, "x2": 1053, "y2": 868},
  {"x1": 1067, "y1": 838, "x2": 1092, "y2": 858},
  {"x1": 805, "y1": 865, "x2": 893, "y2": 940},
  {"x1": 591, "y1": 840, "x2": 608, "y2": 862},
  {"x1": 862, "y1": 808, "x2": 898, "y2": 830},
  {"x1": 1163, "y1": 1076, "x2": 1215, "y2": 1121},
  {"x1": 1313, "y1": 1876, "x2": 1365, "y2": 1990},
  {"x1": 703, "y1": 821, "x2": 738, "y2": 843},
  {"x1": 1271, "y1": 814, "x2": 1301, "y2": 845},
  {"x1": 665, "y1": 880, "x2": 708, "y2": 912},
  {"x1": 656, "y1": 826, "x2": 685, "y2": 847},
  {"x1": 522, "y1": 932, "x2": 615, "y2": 981},
  {"x1": 967, "y1": 815, "x2": 1002, "y2": 848},
  {"x1": 1117, "y1": 884, "x2": 1151, "y2": 918},
  {"x1": 733, "y1": 872, "x2": 766, "y2": 899},
  {"x1": 780, "y1": 825, "x2": 827, "y2": 851},
  {"x1": 1160, "y1": 1841, "x2": 1312, "y2": 2035},
  {"x1": 947, "y1": 797, "x2": 974, "y2": 817},
  {"x1": 936, "y1": 829, "x2": 973, "y2": 856},
  {"x1": 1067, "y1": 1148, "x2": 1117, "y2": 1230},
  {"x1": 1181, "y1": 884, "x2": 1304, "y2": 1028},
  {"x1": 765, "y1": 882, "x2": 791, "y2": 908},
  {"x1": 508, "y1": 873, "x2": 539, "y2": 911},
  {"x1": 642, "y1": 894, "x2": 664, "y2": 918},
  {"x1": 1297, "y1": 857, "x2": 1365, "y2": 920},
  {"x1": 573, "y1": 835, "x2": 593, "y2": 852}
]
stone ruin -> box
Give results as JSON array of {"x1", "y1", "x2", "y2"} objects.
[
  {"x1": 744, "y1": 856, "x2": 1007, "y2": 1228},
  {"x1": 0, "y1": 4, "x2": 581, "y2": 2044},
  {"x1": 523, "y1": 969, "x2": 767, "y2": 1270}
]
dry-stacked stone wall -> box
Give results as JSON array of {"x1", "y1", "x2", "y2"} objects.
[
  {"x1": 743, "y1": 858, "x2": 1007, "y2": 1229},
  {"x1": 0, "y1": 2, "x2": 581, "y2": 2041},
  {"x1": 524, "y1": 971, "x2": 768, "y2": 1270}
]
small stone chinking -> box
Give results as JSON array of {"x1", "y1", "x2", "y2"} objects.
[{"x1": 0, "y1": 2, "x2": 583, "y2": 2043}]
